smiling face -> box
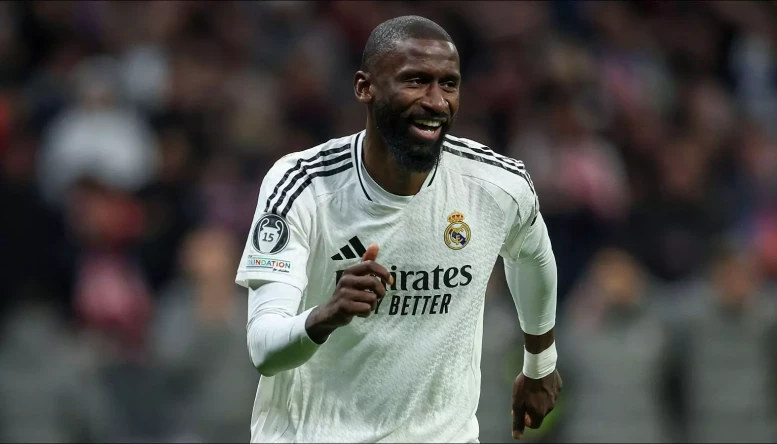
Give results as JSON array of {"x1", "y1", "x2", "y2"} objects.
[{"x1": 360, "y1": 38, "x2": 461, "y2": 172}]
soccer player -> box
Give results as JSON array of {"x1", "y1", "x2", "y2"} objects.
[{"x1": 237, "y1": 15, "x2": 561, "y2": 443}]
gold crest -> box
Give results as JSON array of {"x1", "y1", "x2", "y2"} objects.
[{"x1": 444, "y1": 211, "x2": 471, "y2": 250}]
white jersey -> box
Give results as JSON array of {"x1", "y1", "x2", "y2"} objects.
[{"x1": 236, "y1": 130, "x2": 539, "y2": 443}]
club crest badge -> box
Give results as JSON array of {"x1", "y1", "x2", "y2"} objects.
[
  {"x1": 444, "y1": 211, "x2": 471, "y2": 250},
  {"x1": 252, "y1": 214, "x2": 290, "y2": 254}
]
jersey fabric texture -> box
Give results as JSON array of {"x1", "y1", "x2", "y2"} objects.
[{"x1": 236, "y1": 130, "x2": 539, "y2": 443}]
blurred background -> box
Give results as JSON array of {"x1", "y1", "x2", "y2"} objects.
[{"x1": 0, "y1": 0, "x2": 776, "y2": 442}]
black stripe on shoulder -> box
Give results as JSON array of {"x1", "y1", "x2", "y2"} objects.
[
  {"x1": 442, "y1": 143, "x2": 536, "y2": 197},
  {"x1": 264, "y1": 143, "x2": 351, "y2": 212},
  {"x1": 442, "y1": 143, "x2": 527, "y2": 178},
  {"x1": 271, "y1": 151, "x2": 352, "y2": 215},
  {"x1": 279, "y1": 162, "x2": 354, "y2": 218},
  {"x1": 444, "y1": 136, "x2": 524, "y2": 170},
  {"x1": 444, "y1": 137, "x2": 537, "y2": 200}
]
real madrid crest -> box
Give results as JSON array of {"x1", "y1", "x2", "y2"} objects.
[{"x1": 444, "y1": 211, "x2": 471, "y2": 250}]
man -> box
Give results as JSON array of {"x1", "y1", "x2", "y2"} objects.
[{"x1": 236, "y1": 15, "x2": 561, "y2": 443}]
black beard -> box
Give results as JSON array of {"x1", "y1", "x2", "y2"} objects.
[{"x1": 373, "y1": 99, "x2": 449, "y2": 172}]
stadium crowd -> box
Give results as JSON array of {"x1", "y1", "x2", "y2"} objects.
[{"x1": 0, "y1": 1, "x2": 775, "y2": 442}]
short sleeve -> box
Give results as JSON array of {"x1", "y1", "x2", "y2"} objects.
[
  {"x1": 235, "y1": 160, "x2": 313, "y2": 292},
  {"x1": 499, "y1": 173, "x2": 539, "y2": 263}
]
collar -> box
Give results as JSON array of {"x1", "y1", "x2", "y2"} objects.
[{"x1": 353, "y1": 130, "x2": 440, "y2": 208}]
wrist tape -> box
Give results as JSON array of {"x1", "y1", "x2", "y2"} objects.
[{"x1": 523, "y1": 341, "x2": 557, "y2": 379}]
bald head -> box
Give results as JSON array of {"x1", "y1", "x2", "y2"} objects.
[{"x1": 361, "y1": 15, "x2": 455, "y2": 74}]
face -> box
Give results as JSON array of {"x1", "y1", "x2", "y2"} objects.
[{"x1": 358, "y1": 38, "x2": 461, "y2": 172}]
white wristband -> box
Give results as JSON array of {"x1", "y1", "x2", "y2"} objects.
[{"x1": 523, "y1": 342, "x2": 557, "y2": 379}]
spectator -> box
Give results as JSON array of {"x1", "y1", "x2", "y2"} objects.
[
  {"x1": 37, "y1": 56, "x2": 158, "y2": 206},
  {"x1": 0, "y1": 295, "x2": 112, "y2": 442},
  {"x1": 152, "y1": 227, "x2": 259, "y2": 442},
  {"x1": 671, "y1": 242, "x2": 777, "y2": 443},
  {"x1": 556, "y1": 248, "x2": 679, "y2": 443}
]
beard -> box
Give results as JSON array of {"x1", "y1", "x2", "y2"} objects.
[{"x1": 373, "y1": 99, "x2": 451, "y2": 172}]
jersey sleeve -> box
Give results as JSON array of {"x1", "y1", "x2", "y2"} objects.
[
  {"x1": 235, "y1": 158, "x2": 313, "y2": 293},
  {"x1": 499, "y1": 171, "x2": 540, "y2": 262},
  {"x1": 499, "y1": 168, "x2": 558, "y2": 336}
]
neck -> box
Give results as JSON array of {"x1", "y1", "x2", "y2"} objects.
[{"x1": 363, "y1": 119, "x2": 431, "y2": 196}]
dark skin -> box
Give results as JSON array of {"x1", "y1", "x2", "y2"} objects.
[
  {"x1": 513, "y1": 331, "x2": 562, "y2": 439},
  {"x1": 305, "y1": 37, "x2": 560, "y2": 440},
  {"x1": 356, "y1": 38, "x2": 460, "y2": 196}
]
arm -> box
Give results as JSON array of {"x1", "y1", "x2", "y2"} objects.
[
  {"x1": 236, "y1": 158, "x2": 318, "y2": 376},
  {"x1": 246, "y1": 281, "x2": 322, "y2": 377},
  {"x1": 246, "y1": 244, "x2": 393, "y2": 377},
  {"x1": 498, "y1": 178, "x2": 561, "y2": 440},
  {"x1": 504, "y1": 211, "x2": 558, "y2": 370},
  {"x1": 238, "y1": 160, "x2": 392, "y2": 377}
]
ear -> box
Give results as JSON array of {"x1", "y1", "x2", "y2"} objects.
[{"x1": 354, "y1": 71, "x2": 373, "y2": 104}]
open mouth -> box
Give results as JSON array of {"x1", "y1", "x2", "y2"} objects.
[{"x1": 409, "y1": 119, "x2": 444, "y2": 141}]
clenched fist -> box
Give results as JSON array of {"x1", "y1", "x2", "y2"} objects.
[
  {"x1": 511, "y1": 369, "x2": 562, "y2": 439},
  {"x1": 305, "y1": 243, "x2": 393, "y2": 343}
]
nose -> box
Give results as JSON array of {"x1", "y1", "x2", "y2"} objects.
[{"x1": 421, "y1": 83, "x2": 448, "y2": 115}]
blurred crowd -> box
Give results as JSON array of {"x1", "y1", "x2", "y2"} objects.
[{"x1": 0, "y1": 1, "x2": 776, "y2": 442}]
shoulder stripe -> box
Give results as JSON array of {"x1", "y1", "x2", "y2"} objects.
[
  {"x1": 443, "y1": 142, "x2": 534, "y2": 190},
  {"x1": 271, "y1": 151, "x2": 352, "y2": 215},
  {"x1": 444, "y1": 136, "x2": 524, "y2": 170},
  {"x1": 279, "y1": 162, "x2": 354, "y2": 218},
  {"x1": 264, "y1": 143, "x2": 351, "y2": 213},
  {"x1": 443, "y1": 142, "x2": 526, "y2": 178},
  {"x1": 444, "y1": 142, "x2": 540, "y2": 224},
  {"x1": 443, "y1": 137, "x2": 537, "y2": 201}
]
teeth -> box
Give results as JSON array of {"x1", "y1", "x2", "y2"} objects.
[{"x1": 414, "y1": 119, "x2": 442, "y2": 127}]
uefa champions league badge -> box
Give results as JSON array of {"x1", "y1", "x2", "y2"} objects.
[
  {"x1": 444, "y1": 211, "x2": 471, "y2": 250},
  {"x1": 252, "y1": 213, "x2": 290, "y2": 254}
]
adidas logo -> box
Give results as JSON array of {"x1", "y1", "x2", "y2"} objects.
[{"x1": 331, "y1": 236, "x2": 367, "y2": 261}]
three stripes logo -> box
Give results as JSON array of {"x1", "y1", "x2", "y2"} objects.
[
  {"x1": 331, "y1": 236, "x2": 367, "y2": 261},
  {"x1": 263, "y1": 142, "x2": 353, "y2": 219}
]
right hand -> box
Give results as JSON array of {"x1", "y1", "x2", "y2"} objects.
[{"x1": 305, "y1": 243, "x2": 393, "y2": 343}]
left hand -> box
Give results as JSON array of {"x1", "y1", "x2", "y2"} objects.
[{"x1": 511, "y1": 369, "x2": 562, "y2": 439}]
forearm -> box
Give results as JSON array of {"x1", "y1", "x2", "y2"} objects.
[
  {"x1": 247, "y1": 282, "x2": 322, "y2": 377},
  {"x1": 304, "y1": 305, "x2": 342, "y2": 344},
  {"x1": 504, "y1": 213, "x2": 558, "y2": 376}
]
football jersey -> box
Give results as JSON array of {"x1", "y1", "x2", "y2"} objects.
[{"x1": 236, "y1": 130, "x2": 540, "y2": 443}]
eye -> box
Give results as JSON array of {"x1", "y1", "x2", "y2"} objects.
[{"x1": 405, "y1": 78, "x2": 422, "y2": 85}]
